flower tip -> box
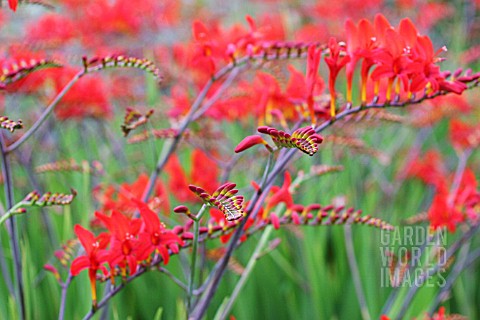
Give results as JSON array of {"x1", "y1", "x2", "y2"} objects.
[
  {"x1": 173, "y1": 205, "x2": 190, "y2": 214},
  {"x1": 270, "y1": 213, "x2": 280, "y2": 230},
  {"x1": 312, "y1": 134, "x2": 324, "y2": 144},
  {"x1": 257, "y1": 126, "x2": 270, "y2": 134},
  {"x1": 234, "y1": 135, "x2": 268, "y2": 153},
  {"x1": 181, "y1": 232, "x2": 195, "y2": 240}
]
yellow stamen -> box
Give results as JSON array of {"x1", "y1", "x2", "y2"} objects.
[
  {"x1": 386, "y1": 78, "x2": 394, "y2": 102},
  {"x1": 330, "y1": 94, "x2": 336, "y2": 118},
  {"x1": 361, "y1": 82, "x2": 367, "y2": 105},
  {"x1": 395, "y1": 78, "x2": 401, "y2": 95}
]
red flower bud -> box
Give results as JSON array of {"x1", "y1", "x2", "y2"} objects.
[
  {"x1": 173, "y1": 205, "x2": 190, "y2": 214},
  {"x1": 270, "y1": 213, "x2": 280, "y2": 230},
  {"x1": 234, "y1": 135, "x2": 271, "y2": 153}
]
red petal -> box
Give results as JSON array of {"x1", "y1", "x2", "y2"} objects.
[
  {"x1": 70, "y1": 256, "x2": 90, "y2": 276},
  {"x1": 74, "y1": 225, "x2": 96, "y2": 255},
  {"x1": 8, "y1": 0, "x2": 18, "y2": 11}
]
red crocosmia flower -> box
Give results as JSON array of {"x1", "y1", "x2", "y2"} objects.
[
  {"x1": 97, "y1": 174, "x2": 169, "y2": 218},
  {"x1": 325, "y1": 37, "x2": 350, "y2": 118},
  {"x1": 134, "y1": 201, "x2": 184, "y2": 265},
  {"x1": 305, "y1": 45, "x2": 322, "y2": 126},
  {"x1": 70, "y1": 225, "x2": 110, "y2": 308},
  {"x1": 8, "y1": 0, "x2": 17, "y2": 11},
  {"x1": 449, "y1": 119, "x2": 480, "y2": 150},
  {"x1": 371, "y1": 26, "x2": 414, "y2": 102},
  {"x1": 166, "y1": 149, "x2": 219, "y2": 203},
  {"x1": 165, "y1": 154, "x2": 195, "y2": 203},
  {"x1": 454, "y1": 170, "x2": 478, "y2": 220},
  {"x1": 26, "y1": 14, "x2": 76, "y2": 45},
  {"x1": 53, "y1": 69, "x2": 112, "y2": 120},
  {"x1": 428, "y1": 185, "x2": 464, "y2": 233},
  {"x1": 210, "y1": 206, "x2": 254, "y2": 243},
  {"x1": 402, "y1": 150, "x2": 445, "y2": 188},
  {"x1": 344, "y1": 18, "x2": 377, "y2": 104},
  {"x1": 191, "y1": 149, "x2": 219, "y2": 193},
  {"x1": 253, "y1": 72, "x2": 296, "y2": 125},
  {"x1": 192, "y1": 20, "x2": 217, "y2": 76},
  {"x1": 397, "y1": 18, "x2": 418, "y2": 49},
  {"x1": 209, "y1": 208, "x2": 231, "y2": 243},
  {"x1": 428, "y1": 169, "x2": 478, "y2": 233},
  {"x1": 285, "y1": 65, "x2": 326, "y2": 122},
  {"x1": 95, "y1": 211, "x2": 142, "y2": 276},
  {"x1": 409, "y1": 35, "x2": 446, "y2": 94},
  {"x1": 372, "y1": 13, "x2": 392, "y2": 43}
]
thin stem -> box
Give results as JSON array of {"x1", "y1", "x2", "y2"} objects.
[
  {"x1": 344, "y1": 225, "x2": 371, "y2": 320},
  {"x1": 0, "y1": 237, "x2": 14, "y2": 295},
  {"x1": 58, "y1": 273, "x2": 73, "y2": 320},
  {"x1": 190, "y1": 153, "x2": 278, "y2": 319},
  {"x1": 191, "y1": 67, "x2": 242, "y2": 122},
  {"x1": 0, "y1": 133, "x2": 25, "y2": 320},
  {"x1": 448, "y1": 149, "x2": 472, "y2": 205},
  {"x1": 17, "y1": 150, "x2": 58, "y2": 245},
  {"x1": 0, "y1": 202, "x2": 24, "y2": 227},
  {"x1": 396, "y1": 223, "x2": 480, "y2": 319},
  {"x1": 187, "y1": 205, "x2": 207, "y2": 312},
  {"x1": 259, "y1": 152, "x2": 274, "y2": 191},
  {"x1": 159, "y1": 267, "x2": 188, "y2": 291},
  {"x1": 429, "y1": 241, "x2": 471, "y2": 314},
  {"x1": 6, "y1": 72, "x2": 84, "y2": 153},
  {"x1": 140, "y1": 80, "x2": 214, "y2": 203},
  {"x1": 218, "y1": 225, "x2": 274, "y2": 320},
  {"x1": 380, "y1": 232, "x2": 437, "y2": 316}
]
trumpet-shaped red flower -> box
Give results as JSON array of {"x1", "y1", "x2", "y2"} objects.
[
  {"x1": 325, "y1": 37, "x2": 350, "y2": 118},
  {"x1": 134, "y1": 201, "x2": 184, "y2": 264},
  {"x1": 306, "y1": 45, "x2": 322, "y2": 126},
  {"x1": 428, "y1": 169, "x2": 478, "y2": 232},
  {"x1": 428, "y1": 186, "x2": 463, "y2": 233},
  {"x1": 409, "y1": 35, "x2": 449, "y2": 94},
  {"x1": 192, "y1": 20, "x2": 217, "y2": 76},
  {"x1": 345, "y1": 17, "x2": 377, "y2": 104},
  {"x1": 370, "y1": 19, "x2": 419, "y2": 101},
  {"x1": 70, "y1": 225, "x2": 110, "y2": 308},
  {"x1": 95, "y1": 210, "x2": 142, "y2": 275}
]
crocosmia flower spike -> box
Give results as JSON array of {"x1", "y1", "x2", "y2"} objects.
[
  {"x1": 189, "y1": 182, "x2": 245, "y2": 221},
  {"x1": 257, "y1": 126, "x2": 324, "y2": 156}
]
